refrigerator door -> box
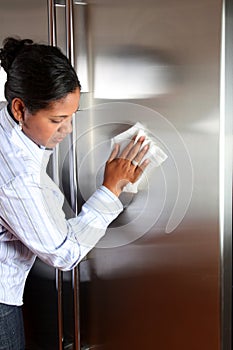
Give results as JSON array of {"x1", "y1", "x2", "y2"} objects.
[{"x1": 72, "y1": 0, "x2": 224, "y2": 349}]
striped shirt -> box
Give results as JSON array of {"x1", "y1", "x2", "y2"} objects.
[{"x1": 0, "y1": 102, "x2": 123, "y2": 306}]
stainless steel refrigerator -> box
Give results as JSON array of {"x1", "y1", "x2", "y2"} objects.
[{"x1": 0, "y1": 1, "x2": 232, "y2": 350}]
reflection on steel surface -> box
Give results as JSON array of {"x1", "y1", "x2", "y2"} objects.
[
  {"x1": 59, "y1": 102, "x2": 193, "y2": 248},
  {"x1": 94, "y1": 47, "x2": 175, "y2": 99}
]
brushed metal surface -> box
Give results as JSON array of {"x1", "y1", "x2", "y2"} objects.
[
  {"x1": 73, "y1": 0, "x2": 223, "y2": 349},
  {"x1": 0, "y1": 0, "x2": 48, "y2": 44},
  {"x1": 0, "y1": 0, "x2": 48, "y2": 101}
]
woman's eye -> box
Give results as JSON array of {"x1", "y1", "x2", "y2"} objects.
[{"x1": 51, "y1": 119, "x2": 62, "y2": 124}]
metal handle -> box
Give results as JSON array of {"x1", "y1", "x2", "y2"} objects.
[
  {"x1": 48, "y1": 2, "x2": 64, "y2": 350},
  {"x1": 65, "y1": 1, "x2": 80, "y2": 350},
  {"x1": 56, "y1": 269, "x2": 64, "y2": 350},
  {"x1": 66, "y1": 0, "x2": 74, "y2": 66},
  {"x1": 73, "y1": 1, "x2": 89, "y2": 93},
  {"x1": 66, "y1": 0, "x2": 77, "y2": 216},
  {"x1": 48, "y1": 1, "x2": 81, "y2": 349},
  {"x1": 48, "y1": 0, "x2": 57, "y2": 46},
  {"x1": 48, "y1": 0, "x2": 60, "y2": 186}
]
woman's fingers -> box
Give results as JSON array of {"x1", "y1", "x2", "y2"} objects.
[
  {"x1": 108, "y1": 137, "x2": 150, "y2": 171},
  {"x1": 120, "y1": 135, "x2": 144, "y2": 159},
  {"x1": 103, "y1": 135, "x2": 150, "y2": 196},
  {"x1": 125, "y1": 137, "x2": 145, "y2": 161},
  {"x1": 107, "y1": 143, "x2": 120, "y2": 162},
  {"x1": 133, "y1": 158, "x2": 150, "y2": 180},
  {"x1": 131, "y1": 143, "x2": 149, "y2": 166}
]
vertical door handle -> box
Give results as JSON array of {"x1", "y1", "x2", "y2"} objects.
[
  {"x1": 47, "y1": 2, "x2": 63, "y2": 350},
  {"x1": 65, "y1": 1, "x2": 81, "y2": 349},
  {"x1": 48, "y1": 2, "x2": 83, "y2": 349}
]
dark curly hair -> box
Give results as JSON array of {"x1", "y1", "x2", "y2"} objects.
[{"x1": 0, "y1": 37, "x2": 81, "y2": 113}]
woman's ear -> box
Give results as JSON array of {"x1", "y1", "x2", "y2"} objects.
[{"x1": 11, "y1": 98, "x2": 26, "y2": 122}]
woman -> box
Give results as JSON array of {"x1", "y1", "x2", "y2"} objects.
[{"x1": 0, "y1": 37, "x2": 149, "y2": 349}]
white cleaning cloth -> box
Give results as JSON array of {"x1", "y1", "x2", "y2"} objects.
[{"x1": 111, "y1": 122, "x2": 168, "y2": 193}]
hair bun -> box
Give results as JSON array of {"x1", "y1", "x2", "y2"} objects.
[{"x1": 0, "y1": 37, "x2": 33, "y2": 73}]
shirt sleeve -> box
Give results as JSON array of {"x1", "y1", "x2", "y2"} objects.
[{"x1": 0, "y1": 173, "x2": 123, "y2": 271}]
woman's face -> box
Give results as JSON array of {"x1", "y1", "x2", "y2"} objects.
[{"x1": 13, "y1": 88, "x2": 80, "y2": 148}]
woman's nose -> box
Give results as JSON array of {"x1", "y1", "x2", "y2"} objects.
[{"x1": 58, "y1": 118, "x2": 73, "y2": 134}]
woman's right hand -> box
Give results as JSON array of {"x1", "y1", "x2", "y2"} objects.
[{"x1": 103, "y1": 136, "x2": 150, "y2": 197}]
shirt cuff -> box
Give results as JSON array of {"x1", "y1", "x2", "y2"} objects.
[
  {"x1": 83, "y1": 185, "x2": 123, "y2": 226},
  {"x1": 99, "y1": 185, "x2": 121, "y2": 202}
]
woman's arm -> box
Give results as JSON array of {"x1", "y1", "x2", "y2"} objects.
[{"x1": 0, "y1": 174, "x2": 122, "y2": 270}]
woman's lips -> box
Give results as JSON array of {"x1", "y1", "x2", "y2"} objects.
[
  {"x1": 53, "y1": 135, "x2": 67, "y2": 143},
  {"x1": 55, "y1": 138, "x2": 64, "y2": 142}
]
